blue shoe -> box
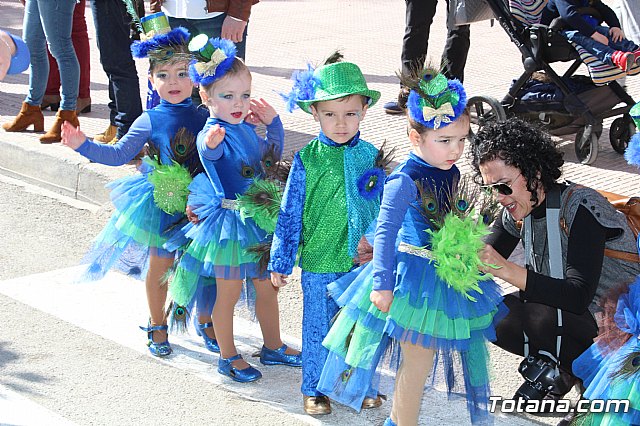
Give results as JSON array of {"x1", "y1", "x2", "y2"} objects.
[
  {"x1": 139, "y1": 322, "x2": 172, "y2": 357},
  {"x1": 259, "y1": 344, "x2": 302, "y2": 367},
  {"x1": 195, "y1": 321, "x2": 220, "y2": 353},
  {"x1": 218, "y1": 354, "x2": 262, "y2": 383},
  {"x1": 383, "y1": 417, "x2": 397, "y2": 426},
  {"x1": 383, "y1": 100, "x2": 405, "y2": 115}
]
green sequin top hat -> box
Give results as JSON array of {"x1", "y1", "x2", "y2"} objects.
[
  {"x1": 140, "y1": 12, "x2": 171, "y2": 40},
  {"x1": 130, "y1": 12, "x2": 191, "y2": 63},
  {"x1": 284, "y1": 60, "x2": 381, "y2": 114}
]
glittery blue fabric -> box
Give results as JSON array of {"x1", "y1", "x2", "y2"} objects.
[
  {"x1": 79, "y1": 99, "x2": 207, "y2": 281},
  {"x1": 267, "y1": 154, "x2": 305, "y2": 275},
  {"x1": 341, "y1": 133, "x2": 381, "y2": 258},
  {"x1": 301, "y1": 271, "x2": 342, "y2": 396}
]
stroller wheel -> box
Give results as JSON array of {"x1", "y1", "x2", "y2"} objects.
[
  {"x1": 467, "y1": 96, "x2": 506, "y2": 137},
  {"x1": 574, "y1": 126, "x2": 599, "y2": 165},
  {"x1": 609, "y1": 115, "x2": 635, "y2": 155}
]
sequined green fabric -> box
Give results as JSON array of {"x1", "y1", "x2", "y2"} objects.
[{"x1": 299, "y1": 139, "x2": 353, "y2": 273}]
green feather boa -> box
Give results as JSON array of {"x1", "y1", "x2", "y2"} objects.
[{"x1": 145, "y1": 157, "x2": 192, "y2": 215}]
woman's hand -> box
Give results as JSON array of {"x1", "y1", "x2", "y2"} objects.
[
  {"x1": 370, "y1": 290, "x2": 394, "y2": 313},
  {"x1": 480, "y1": 243, "x2": 528, "y2": 291},
  {"x1": 221, "y1": 16, "x2": 247, "y2": 43}
]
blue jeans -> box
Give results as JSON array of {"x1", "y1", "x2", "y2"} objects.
[
  {"x1": 168, "y1": 15, "x2": 248, "y2": 59},
  {"x1": 23, "y1": 0, "x2": 79, "y2": 110},
  {"x1": 90, "y1": 0, "x2": 142, "y2": 138},
  {"x1": 564, "y1": 26, "x2": 640, "y2": 65}
]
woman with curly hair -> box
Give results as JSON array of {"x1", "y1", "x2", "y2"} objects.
[{"x1": 469, "y1": 118, "x2": 640, "y2": 408}]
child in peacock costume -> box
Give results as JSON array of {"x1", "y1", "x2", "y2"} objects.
[
  {"x1": 60, "y1": 12, "x2": 208, "y2": 357},
  {"x1": 161, "y1": 35, "x2": 301, "y2": 384},
  {"x1": 568, "y1": 103, "x2": 640, "y2": 426},
  {"x1": 316, "y1": 67, "x2": 506, "y2": 425}
]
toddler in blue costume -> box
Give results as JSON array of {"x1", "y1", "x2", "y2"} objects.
[
  {"x1": 165, "y1": 36, "x2": 302, "y2": 383},
  {"x1": 317, "y1": 68, "x2": 505, "y2": 425},
  {"x1": 61, "y1": 13, "x2": 208, "y2": 357},
  {"x1": 269, "y1": 54, "x2": 386, "y2": 415}
]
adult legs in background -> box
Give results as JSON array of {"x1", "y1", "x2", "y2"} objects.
[
  {"x1": 90, "y1": 0, "x2": 142, "y2": 140},
  {"x1": 44, "y1": 0, "x2": 91, "y2": 113},
  {"x1": 168, "y1": 14, "x2": 248, "y2": 59},
  {"x1": 443, "y1": 0, "x2": 470, "y2": 82}
]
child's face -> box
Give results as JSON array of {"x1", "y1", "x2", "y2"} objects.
[
  {"x1": 310, "y1": 96, "x2": 368, "y2": 144},
  {"x1": 201, "y1": 72, "x2": 252, "y2": 124},
  {"x1": 411, "y1": 115, "x2": 468, "y2": 170},
  {"x1": 149, "y1": 62, "x2": 193, "y2": 104}
]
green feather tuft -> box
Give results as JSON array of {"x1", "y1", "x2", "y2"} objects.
[
  {"x1": 145, "y1": 157, "x2": 193, "y2": 215},
  {"x1": 236, "y1": 179, "x2": 283, "y2": 233},
  {"x1": 121, "y1": 0, "x2": 143, "y2": 33},
  {"x1": 426, "y1": 209, "x2": 494, "y2": 301}
]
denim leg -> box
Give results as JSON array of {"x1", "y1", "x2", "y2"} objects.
[
  {"x1": 40, "y1": 0, "x2": 79, "y2": 110},
  {"x1": 168, "y1": 14, "x2": 247, "y2": 60},
  {"x1": 593, "y1": 25, "x2": 640, "y2": 52},
  {"x1": 300, "y1": 271, "x2": 341, "y2": 396},
  {"x1": 90, "y1": 0, "x2": 142, "y2": 137},
  {"x1": 563, "y1": 29, "x2": 617, "y2": 64},
  {"x1": 23, "y1": 0, "x2": 48, "y2": 106}
]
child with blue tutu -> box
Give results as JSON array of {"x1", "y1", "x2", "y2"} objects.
[
  {"x1": 60, "y1": 13, "x2": 208, "y2": 357},
  {"x1": 269, "y1": 54, "x2": 387, "y2": 415},
  {"x1": 317, "y1": 68, "x2": 505, "y2": 425},
  {"x1": 166, "y1": 36, "x2": 302, "y2": 383}
]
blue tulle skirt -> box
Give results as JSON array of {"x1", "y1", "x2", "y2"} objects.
[
  {"x1": 164, "y1": 173, "x2": 268, "y2": 309},
  {"x1": 318, "y1": 251, "x2": 505, "y2": 423},
  {"x1": 81, "y1": 171, "x2": 183, "y2": 281}
]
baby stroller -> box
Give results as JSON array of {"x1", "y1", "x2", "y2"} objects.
[{"x1": 455, "y1": 0, "x2": 638, "y2": 164}]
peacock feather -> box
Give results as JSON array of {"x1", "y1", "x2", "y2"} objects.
[
  {"x1": 170, "y1": 127, "x2": 203, "y2": 177},
  {"x1": 236, "y1": 179, "x2": 283, "y2": 233},
  {"x1": 610, "y1": 350, "x2": 640, "y2": 382},
  {"x1": 246, "y1": 239, "x2": 274, "y2": 275},
  {"x1": 323, "y1": 50, "x2": 344, "y2": 66},
  {"x1": 415, "y1": 180, "x2": 445, "y2": 229},
  {"x1": 121, "y1": 0, "x2": 143, "y2": 34},
  {"x1": 375, "y1": 141, "x2": 397, "y2": 175},
  {"x1": 166, "y1": 301, "x2": 190, "y2": 334}
]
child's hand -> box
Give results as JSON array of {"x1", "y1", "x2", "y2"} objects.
[
  {"x1": 609, "y1": 27, "x2": 625, "y2": 43},
  {"x1": 205, "y1": 124, "x2": 225, "y2": 149},
  {"x1": 61, "y1": 121, "x2": 87, "y2": 150},
  {"x1": 186, "y1": 205, "x2": 200, "y2": 224},
  {"x1": 591, "y1": 31, "x2": 609, "y2": 46},
  {"x1": 270, "y1": 271, "x2": 288, "y2": 288},
  {"x1": 370, "y1": 290, "x2": 393, "y2": 313},
  {"x1": 246, "y1": 98, "x2": 277, "y2": 126}
]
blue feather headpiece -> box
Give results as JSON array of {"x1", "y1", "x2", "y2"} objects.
[
  {"x1": 281, "y1": 64, "x2": 321, "y2": 113},
  {"x1": 402, "y1": 67, "x2": 467, "y2": 130},
  {"x1": 188, "y1": 37, "x2": 237, "y2": 87},
  {"x1": 130, "y1": 13, "x2": 191, "y2": 64}
]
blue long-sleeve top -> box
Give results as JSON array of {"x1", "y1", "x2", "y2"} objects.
[
  {"x1": 372, "y1": 152, "x2": 459, "y2": 291},
  {"x1": 77, "y1": 99, "x2": 208, "y2": 166},
  {"x1": 196, "y1": 116, "x2": 284, "y2": 198},
  {"x1": 541, "y1": 0, "x2": 621, "y2": 37}
]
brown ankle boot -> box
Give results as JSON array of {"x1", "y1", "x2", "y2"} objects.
[
  {"x1": 2, "y1": 102, "x2": 45, "y2": 132},
  {"x1": 40, "y1": 109, "x2": 79, "y2": 144}
]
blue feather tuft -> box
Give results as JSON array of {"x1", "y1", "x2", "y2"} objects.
[
  {"x1": 279, "y1": 65, "x2": 320, "y2": 112},
  {"x1": 407, "y1": 78, "x2": 467, "y2": 129},
  {"x1": 131, "y1": 27, "x2": 191, "y2": 59},
  {"x1": 624, "y1": 133, "x2": 640, "y2": 168},
  {"x1": 190, "y1": 37, "x2": 238, "y2": 86}
]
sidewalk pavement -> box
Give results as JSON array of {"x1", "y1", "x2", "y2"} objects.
[{"x1": 0, "y1": 0, "x2": 638, "y2": 424}]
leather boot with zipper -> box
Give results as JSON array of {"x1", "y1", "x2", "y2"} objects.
[{"x1": 2, "y1": 102, "x2": 45, "y2": 132}]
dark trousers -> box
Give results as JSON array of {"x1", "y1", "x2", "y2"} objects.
[
  {"x1": 493, "y1": 293, "x2": 598, "y2": 376},
  {"x1": 401, "y1": 0, "x2": 470, "y2": 82},
  {"x1": 90, "y1": 0, "x2": 142, "y2": 138}
]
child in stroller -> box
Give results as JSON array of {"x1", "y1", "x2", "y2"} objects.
[{"x1": 541, "y1": 0, "x2": 640, "y2": 72}]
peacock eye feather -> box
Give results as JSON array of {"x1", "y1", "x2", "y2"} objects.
[
  {"x1": 610, "y1": 351, "x2": 640, "y2": 381},
  {"x1": 341, "y1": 368, "x2": 352, "y2": 383},
  {"x1": 242, "y1": 165, "x2": 255, "y2": 178},
  {"x1": 456, "y1": 199, "x2": 469, "y2": 212},
  {"x1": 427, "y1": 201, "x2": 436, "y2": 212},
  {"x1": 176, "y1": 143, "x2": 187, "y2": 156}
]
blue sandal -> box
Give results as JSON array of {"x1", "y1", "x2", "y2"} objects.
[
  {"x1": 139, "y1": 322, "x2": 172, "y2": 357},
  {"x1": 259, "y1": 344, "x2": 302, "y2": 367},
  {"x1": 218, "y1": 354, "x2": 262, "y2": 383},
  {"x1": 195, "y1": 321, "x2": 220, "y2": 353}
]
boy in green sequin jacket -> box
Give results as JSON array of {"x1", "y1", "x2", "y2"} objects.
[{"x1": 268, "y1": 59, "x2": 385, "y2": 415}]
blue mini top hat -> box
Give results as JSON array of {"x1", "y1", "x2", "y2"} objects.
[
  {"x1": 402, "y1": 67, "x2": 467, "y2": 130},
  {"x1": 188, "y1": 36, "x2": 237, "y2": 87},
  {"x1": 130, "y1": 12, "x2": 191, "y2": 63}
]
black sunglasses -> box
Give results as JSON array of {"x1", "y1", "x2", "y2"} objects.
[{"x1": 481, "y1": 175, "x2": 522, "y2": 196}]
